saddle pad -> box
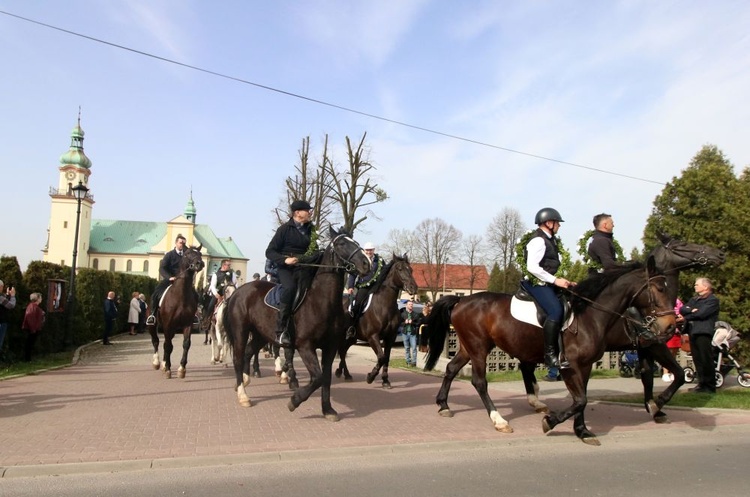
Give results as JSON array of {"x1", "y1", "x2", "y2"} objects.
[
  {"x1": 509, "y1": 296, "x2": 575, "y2": 330},
  {"x1": 348, "y1": 293, "x2": 374, "y2": 317},
  {"x1": 158, "y1": 285, "x2": 173, "y2": 307},
  {"x1": 263, "y1": 285, "x2": 307, "y2": 312}
]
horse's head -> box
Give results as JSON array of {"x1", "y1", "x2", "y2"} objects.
[
  {"x1": 181, "y1": 245, "x2": 205, "y2": 274},
  {"x1": 391, "y1": 253, "x2": 418, "y2": 295},
  {"x1": 327, "y1": 226, "x2": 371, "y2": 276},
  {"x1": 654, "y1": 232, "x2": 726, "y2": 270},
  {"x1": 623, "y1": 255, "x2": 676, "y2": 339}
]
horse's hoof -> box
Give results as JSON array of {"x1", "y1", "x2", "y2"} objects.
[
  {"x1": 382, "y1": 382, "x2": 392, "y2": 390},
  {"x1": 287, "y1": 400, "x2": 297, "y2": 412},
  {"x1": 279, "y1": 377, "x2": 289, "y2": 385},
  {"x1": 535, "y1": 406, "x2": 550, "y2": 414},
  {"x1": 165, "y1": 370, "x2": 172, "y2": 379},
  {"x1": 494, "y1": 423, "x2": 514, "y2": 433},
  {"x1": 646, "y1": 400, "x2": 661, "y2": 416},
  {"x1": 366, "y1": 374, "x2": 375, "y2": 384},
  {"x1": 239, "y1": 398, "x2": 251, "y2": 408},
  {"x1": 542, "y1": 416, "x2": 552, "y2": 433},
  {"x1": 438, "y1": 409, "x2": 453, "y2": 418},
  {"x1": 653, "y1": 412, "x2": 670, "y2": 424},
  {"x1": 334, "y1": 369, "x2": 342, "y2": 378},
  {"x1": 252, "y1": 371, "x2": 261, "y2": 378},
  {"x1": 152, "y1": 363, "x2": 160, "y2": 370},
  {"x1": 178, "y1": 369, "x2": 186, "y2": 379},
  {"x1": 582, "y1": 436, "x2": 601, "y2": 446},
  {"x1": 344, "y1": 375, "x2": 353, "y2": 381},
  {"x1": 324, "y1": 413, "x2": 340, "y2": 422}
]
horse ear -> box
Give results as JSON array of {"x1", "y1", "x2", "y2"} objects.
[
  {"x1": 647, "y1": 255, "x2": 657, "y2": 275},
  {"x1": 196, "y1": 244, "x2": 202, "y2": 252},
  {"x1": 656, "y1": 231, "x2": 670, "y2": 245},
  {"x1": 328, "y1": 226, "x2": 337, "y2": 239},
  {"x1": 402, "y1": 252, "x2": 409, "y2": 262}
]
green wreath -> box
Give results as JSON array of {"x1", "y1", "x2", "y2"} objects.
[
  {"x1": 514, "y1": 230, "x2": 572, "y2": 284},
  {"x1": 304, "y1": 225, "x2": 320, "y2": 256},
  {"x1": 576, "y1": 229, "x2": 624, "y2": 270},
  {"x1": 357, "y1": 256, "x2": 384, "y2": 288}
]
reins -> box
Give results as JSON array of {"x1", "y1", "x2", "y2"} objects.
[{"x1": 295, "y1": 233, "x2": 362, "y2": 273}]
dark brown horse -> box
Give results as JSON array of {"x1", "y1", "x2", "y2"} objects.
[
  {"x1": 223, "y1": 227, "x2": 371, "y2": 420},
  {"x1": 424, "y1": 257, "x2": 675, "y2": 445},
  {"x1": 520, "y1": 233, "x2": 725, "y2": 422},
  {"x1": 149, "y1": 245, "x2": 205, "y2": 379},
  {"x1": 334, "y1": 254, "x2": 418, "y2": 388}
]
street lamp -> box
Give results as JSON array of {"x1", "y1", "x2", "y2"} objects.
[{"x1": 63, "y1": 181, "x2": 89, "y2": 349}]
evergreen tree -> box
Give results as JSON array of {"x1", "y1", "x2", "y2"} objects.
[{"x1": 487, "y1": 262, "x2": 503, "y2": 293}]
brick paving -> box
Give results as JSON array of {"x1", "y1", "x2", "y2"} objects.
[{"x1": 2, "y1": 332, "x2": 750, "y2": 472}]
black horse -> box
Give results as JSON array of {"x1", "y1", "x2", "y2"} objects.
[
  {"x1": 520, "y1": 233, "x2": 725, "y2": 422},
  {"x1": 425, "y1": 258, "x2": 676, "y2": 445},
  {"x1": 148, "y1": 245, "x2": 205, "y2": 379},
  {"x1": 334, "y1": 254, "x2": 418, "y2": 388},
  {"x1": 223, "y1": 227, "x2": 371, "y2": 420}
]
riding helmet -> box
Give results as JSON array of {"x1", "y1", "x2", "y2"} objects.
[{"x1": 534, "y1": 207, "x2": 564, "y2": 225}]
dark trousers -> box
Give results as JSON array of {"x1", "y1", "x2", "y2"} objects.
[
  {"x1": 277, "y1": 267, "x2": 297, "y2": 308},
  {"x1": 24, "y1": 332, "x2": 39, "y2": 362},
  {"x1": 523, "y1": 282, "x2": 563, "y2": 322},
  {"x1": 690, "y1": 334, "x2": 716, "y2": 390},
  {"x1": 104, "y1": 318, "x2": 114, "y2": 343},
  {"x1": 151, "y1": 280, "x2": 171, "y2": 312}
]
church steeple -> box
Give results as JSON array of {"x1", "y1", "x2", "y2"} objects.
[{"x1": 184, "y1": 190, "x2": 197, "y2": 224}]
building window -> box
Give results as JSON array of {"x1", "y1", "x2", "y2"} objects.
[
  {"x1": 126, "y1": 260, "x2": 132, "y2": 272},
  {"x1": 64, "y1": 221, "x2": 68, "y2": 228},
  {"x1": 92, "y1": 258, "x2": 99, "y2": 269},
  {"x1": 109, "y1": 259, "x2": 115, "y2": 271},
  {"x1": 143, "y1": 260, "x2": 149, "y2": 272}
]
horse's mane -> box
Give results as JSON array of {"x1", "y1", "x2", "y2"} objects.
[{"x1": 570, "y1": 261, "x2": 645, "y2": 314}]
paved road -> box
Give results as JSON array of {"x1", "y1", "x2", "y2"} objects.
[{"x1": 1, "y1": 332, "x2": 749, "y2": 478}]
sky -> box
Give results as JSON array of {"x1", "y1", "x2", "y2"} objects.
[{"x1": 1, "y1": 0, "x2": 749, "y2": 275}]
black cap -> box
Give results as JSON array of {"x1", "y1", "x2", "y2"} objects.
[{"x1": 290, "y1": 200, "x2": 312, "y2": 211}]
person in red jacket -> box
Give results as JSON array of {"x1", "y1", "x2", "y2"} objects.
[{"x1": 22, "y1": 292, "x2": 46, "y2": 362}]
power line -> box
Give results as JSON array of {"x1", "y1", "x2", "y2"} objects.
[{"x1": 1, "y1": 9, "x2": 666, "y2": 185}]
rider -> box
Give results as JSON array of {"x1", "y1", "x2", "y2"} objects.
[
  {"x1": 587, "y1": 213, "x2": 619, "y2": 272},
  {"x1": 265, "y1": 199, "x2": 316, "y2": 347},
  {"x1": 523, "y1": 208, "x2": 575, "y2": 369},
  {"x1": 146, "y1": 234, "x2": 186, "y2": 326},
  {"x1": 205, "y1": 259, "x2": 236, "y2": 319},
  {"x1": 345, "y1": 241, "x2": 384, "y2": 340}
]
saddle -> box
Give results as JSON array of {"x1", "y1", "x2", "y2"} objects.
[
  {"x1": 263, "y1": 284, "x2": 307, "y2": 312},
  {"x1": 510, "y1": 281, "x2": 573, "y2": 329},
  {"x1": 347, "y1": 293, "x2": 374, "y2": 318}
]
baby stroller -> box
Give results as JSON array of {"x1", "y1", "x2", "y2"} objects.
[
  {"x1": 619, "y1": 350, "x2": 659, "y2": 379},
  {"x1": 683, "y1": 321, "x2": 750, "y2": 388}
]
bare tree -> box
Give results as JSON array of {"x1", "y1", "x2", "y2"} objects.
[
  {"x1": 381, "y1": 228, "x2": 418, "y2": 259},
  {"x1": 323, "y1": 133, "x2": 388, "y2": 236},
  {"x1": 485, "y1": 207, "x2": 526, "y2": 289},
  {"x1": 414, "y1": 218, "x2": 462, "y2": 302},
  {"x1": 460, "y1": 234, "x2": 485, "y2": 295}
]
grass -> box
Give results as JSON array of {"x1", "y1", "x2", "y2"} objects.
[{"x1": 0, "y1": 352, "x2": 74, "y2": 379}]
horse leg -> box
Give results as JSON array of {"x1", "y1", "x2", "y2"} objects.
[
  {"x1": 542, "y1": 364, "x2": 599, "y2": 445},
  {"x1": 643, "y1": 345, "x2": 685, "y2": 422},
  {"x1": 520, "y1": 362, "x2": 548, "y2": 413},
  {"x1": 468, "y1": 353, "x2": 512, "y2": 433},
  {"x1": 163, "y1": 333, "x2": 174, "y2": 379},
  {"x1": 149, "y1": 324, "x2": 160, "y2": 370},
  {"x1": 436, "y1": 349, "x2": 471, "y2": 417},
  {"x1": 177, "y1": 326, "x2": 191, "y2": 378},
  {"x1": 319, "y1": 344, "x2": 340, "y2": 421},
  {"x1": 252, "y1": 350, "x2": 261, "y2": 378},
  {"x1": 288, "y1": 346, "x2": 323, "y2": 412},
  {"x1": 283, "y1": 346, "x2": 298, "y2": 390},
  {"x1": 381, "y1": 339, "x2": 394, "y2": 389},
  {"x1": 366, "y1": 336, "x2": 387, "y2": 386},
  {"x1": 231, "y1": 329, "x2": 251, "y2": 407},
  {"x1": 210, "y1": 323, "x2": 219, "y2": 364}
]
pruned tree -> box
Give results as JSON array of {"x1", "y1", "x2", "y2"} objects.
[
  {"x1": 413, "y1": 218, "x2": 462, "y2": 302},
  {"x1": 323, "y1": 132, "x2": 388, "y2": 236},
  {"x1": 460, "y1": 234, "x2": 485, "y2": 295},
  {"x1": 381, "y1": 228, "x2": 418, "y2": 259}
]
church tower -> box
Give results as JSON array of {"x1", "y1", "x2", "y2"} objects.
[{"x1": 43, "y1": 114, "x2": 95, "y2": 267}]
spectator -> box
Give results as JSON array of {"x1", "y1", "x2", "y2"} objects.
[
  {"x1": 138, "y1": 294, "x2": 147, "y2": 334},
  {"x1": 103, "y1": 291, "x2": 117, "y2": 345},
  {"x1": 0, "y1": 279, "x2": 17, "y2": 350},
  {"x1": 400, "y1": 301, "x2": 419, "y2": 367},
  {"x1": 128, "y1": 291, "x2": 140, "y2": 335},
  {"x1": 418, "y1": 302, "x2": 432, "y2": 352},
  {"x1": 662, "y1": 298, "x2": 684, "y2": 382},
  {"x1": 22, "y1": 293, "x2": 45, "y2": 362},
  {"x1": 678, "y1": 278, "x2": 720, "y2": 394}
]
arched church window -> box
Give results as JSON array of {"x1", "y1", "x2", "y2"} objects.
[
  {"x1": 126, "y1": 260, "x2": 132, "y2": 272},
  {"x1": 143, "y1": 260, "x2": 149, "y2": 272},
  {"x1": 109, "y1": 259, "x2": 115, "y2": 271},
  {"x1": 92, "y1": 258, "x2": 98, "y2": 270}
]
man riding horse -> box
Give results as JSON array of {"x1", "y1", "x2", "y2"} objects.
[
  {"x1": 266, "y1": 199, "x2": 317, "y2": 347},
  {"x1": 147, "y1": 234, "x2": 187, "y2": 326},
  {"x1": 205, "y1": 259, "x2": 236, "y2": 320},
  {"x1": 345, "y1": 241, "x2": 383, "y2": 340}
]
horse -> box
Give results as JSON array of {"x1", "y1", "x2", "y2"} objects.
[
  {"x1": 148, "y1": 245, "x2": 205, "y2": 379},
  {"x1": 223, "y1": 226, "x2": 371, "y2": 420},
  {"x1": 424, "y1": 257, "x2": 675, "y2": 445},
  {"x1": 210, "y1": 284, "x2": 235, "y2": 365},
  {"x1": 519, "y1": 233, "x2": 726, "y2": 423},
  {"x1": 334, "y1": 254, "x2": 418, "y2": 388},
  {"x1": 197, "y1": 283, "x2": 213, "y2": 344}
]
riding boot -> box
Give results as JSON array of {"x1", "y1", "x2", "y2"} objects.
[
  {"x1": 542, "y1": 319, "x2": 561, "y2": 369},
  {"x1": 558, "y1": 331, "x2": 571, "y2": 369},
  {"x1": 275, "y1": 304, "x2": 292, "y2": 347}
]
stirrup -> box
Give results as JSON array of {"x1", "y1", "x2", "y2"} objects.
[
  {"x1": 275, "y1": 331, "x2": 291, "y2": 348},
  {"x1": 544, "y1": 352, "x2": 560, "y2": 369},
  {"x1": 146, "y1": 315, "x2": 156, "y2": 326},
  {"x1": 346, "y1": 326, "x2": 357, "y2": 340}
]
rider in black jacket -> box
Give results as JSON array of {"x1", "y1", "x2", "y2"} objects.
[{"x1": 146, "y1": 234, "x2": 186, "y2": 325}]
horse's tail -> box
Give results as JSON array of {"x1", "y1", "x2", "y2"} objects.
[{"x1": 424, "y1": 295, "x2": 462, "y2": 371}]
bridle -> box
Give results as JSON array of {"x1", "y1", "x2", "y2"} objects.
[
  {"x1": 296, "y1": 233, "x2": 362, "y2": 273},
  {"x1": 660, "y1": 240, "x2": 713, "y2": 273},
  {"x1": 174, "y1": 248, "x2": 205, "y2": 280}
]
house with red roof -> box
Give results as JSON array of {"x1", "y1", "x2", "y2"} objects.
[{"x1": 401, "y1": 263, "x2": 490, "y2": 303}]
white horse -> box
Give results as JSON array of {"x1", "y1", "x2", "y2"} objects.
[{"x1": 210, "y1": 285, "x2": 235, "y2": 365}]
